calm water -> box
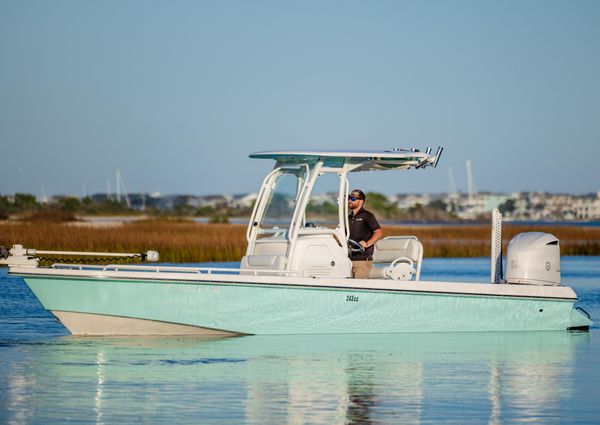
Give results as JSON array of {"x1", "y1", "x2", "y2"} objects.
[{"x1": 1, "y1": 258, "x2": 599, "y2": 424}]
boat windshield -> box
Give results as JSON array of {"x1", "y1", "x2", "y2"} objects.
[
  {"x1": 256, "y1": 167, "x2": 306, "y2": 239},
  {"x1": 304, "y1": 172, "x2": 342, "y2": 229}
]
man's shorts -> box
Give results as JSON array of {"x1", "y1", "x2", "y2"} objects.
[{"x1": 351, "y1": 260, "x2": 372, "y2": 279}]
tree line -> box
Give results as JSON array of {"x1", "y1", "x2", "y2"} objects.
[{"x1": 1, "y1": 192, "x2": 470, "y2": 223}]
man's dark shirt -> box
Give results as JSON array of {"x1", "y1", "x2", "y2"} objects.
[{"x1": 348, "y1": 208, "x2": 381, "y2": 261}]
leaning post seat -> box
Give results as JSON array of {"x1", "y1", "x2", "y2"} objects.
[
  {"x1": 369, "y1": 236, "x2": 423, "y2": 280},
  {"x1": 240, "y1": 239, "x2": 288, "y2": 273},
  {"x1": 240, "y1": 254, "x2": 286, "y2": 271}
]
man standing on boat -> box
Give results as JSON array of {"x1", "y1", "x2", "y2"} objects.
[{"x1": 348, "y1": 189, "x2": 383, "y2": 279}]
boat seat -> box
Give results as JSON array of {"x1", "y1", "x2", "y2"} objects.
[
  {"x1": 369, "y1": 236, "x2": 423, "y2": 280},
  {"x1": 240, "y1": 255, "x2": 286, "y2": 272}
]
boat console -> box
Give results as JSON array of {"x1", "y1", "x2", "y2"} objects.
[{"x1": 242, "y1": 149, "x2": 442, "y2": 280}]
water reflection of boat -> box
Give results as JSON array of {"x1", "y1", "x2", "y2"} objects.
[
  {"x1": 1, "y1": 149, "x2": 592, "y2": 334},
  {"x1": 2, "y1": 332, "x2": 589, "y2": 424}
]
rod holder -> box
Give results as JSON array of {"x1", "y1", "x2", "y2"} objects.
[{"x1": 433, "y1": 146, "x2": 443, "y2": 168}]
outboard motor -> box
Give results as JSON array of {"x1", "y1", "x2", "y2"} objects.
[{"x1": 506, "y1": 232, "x2": 560, "y2": 286}]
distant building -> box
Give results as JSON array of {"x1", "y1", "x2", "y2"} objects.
[
  {"x1": 455, "y1": 192, "x2": 511, "y2": 219},
  {"x1": 394, "y1": 194, "x2": 432, "y2": 210},
  {"x1": 390, "y1": 191, "x2": 600, "y2": 221},
  {"x1": 574, "y1": 192, "x2": 600, "y2": 220},
  {"x1": 230, "y1": 193, "x2": 258, "y2": 209}
]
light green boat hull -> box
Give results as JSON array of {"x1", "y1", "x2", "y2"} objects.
[{"x1": 20, "y1": 275, "x2": 590, "y2": 335}]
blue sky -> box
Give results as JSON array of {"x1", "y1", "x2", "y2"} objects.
[{"x1": 1, "y1": 1, "x2": 599, "y2": 197}]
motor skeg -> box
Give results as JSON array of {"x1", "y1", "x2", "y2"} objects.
[{"x1": 506, "y1": 232, "x2": 560, "y2": 286}]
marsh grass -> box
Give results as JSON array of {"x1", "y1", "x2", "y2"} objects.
[
  {"x1": 393, "y1": 225, "x2": 600, "y2": 257},
  {"x1": 1, "y1": 220, "x2": 599, "y2": 263},
  {"x1": 0, "y1": 220, "x2": 246, "y2": 263}
]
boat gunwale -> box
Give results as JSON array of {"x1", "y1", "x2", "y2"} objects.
[{"x1": 12, "y1": 267, "x2": 578, "y2": 302}]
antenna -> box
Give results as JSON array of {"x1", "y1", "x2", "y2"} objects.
[
  {"x1": 116, "y1": 169, "x2": 131, "y2": 208},
  {"x1": 122, "y1": 175, "x2": 131, "y2": 208},
  {"x1": 466, "y1": 159, "x2": 474, "y2": 203},
  {"x1": 448, "y1": 167, "x2": 457, "y2": 198},
  {"x1": 116, "y1": 170, "x2": 121, "y2": 203},
  {"x1": 40, "y1": 188, "x2": 48, "y2": 204},
  {"x1": 106, "y1": 179, "x2": 112, "y2": 201},
  {"x1": 141, "y1": 182, "x2": 147, "y2": 211}
]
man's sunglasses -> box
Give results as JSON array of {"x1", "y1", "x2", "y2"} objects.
[{"x1": 348, "y1": 196, "x2": 363, "y2": 201}]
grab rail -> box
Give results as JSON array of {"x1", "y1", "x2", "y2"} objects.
[{"x1": 50, "y1": 263, "x2": 300, "y2": 277}]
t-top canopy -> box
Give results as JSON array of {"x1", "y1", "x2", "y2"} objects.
[{"x1": 250, "y1": 148, "x2": 443, "y2": 172}]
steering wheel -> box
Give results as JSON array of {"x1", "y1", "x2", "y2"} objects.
[{"x1": 348, "y1": 239, "x2": 366, "y2": 255}]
